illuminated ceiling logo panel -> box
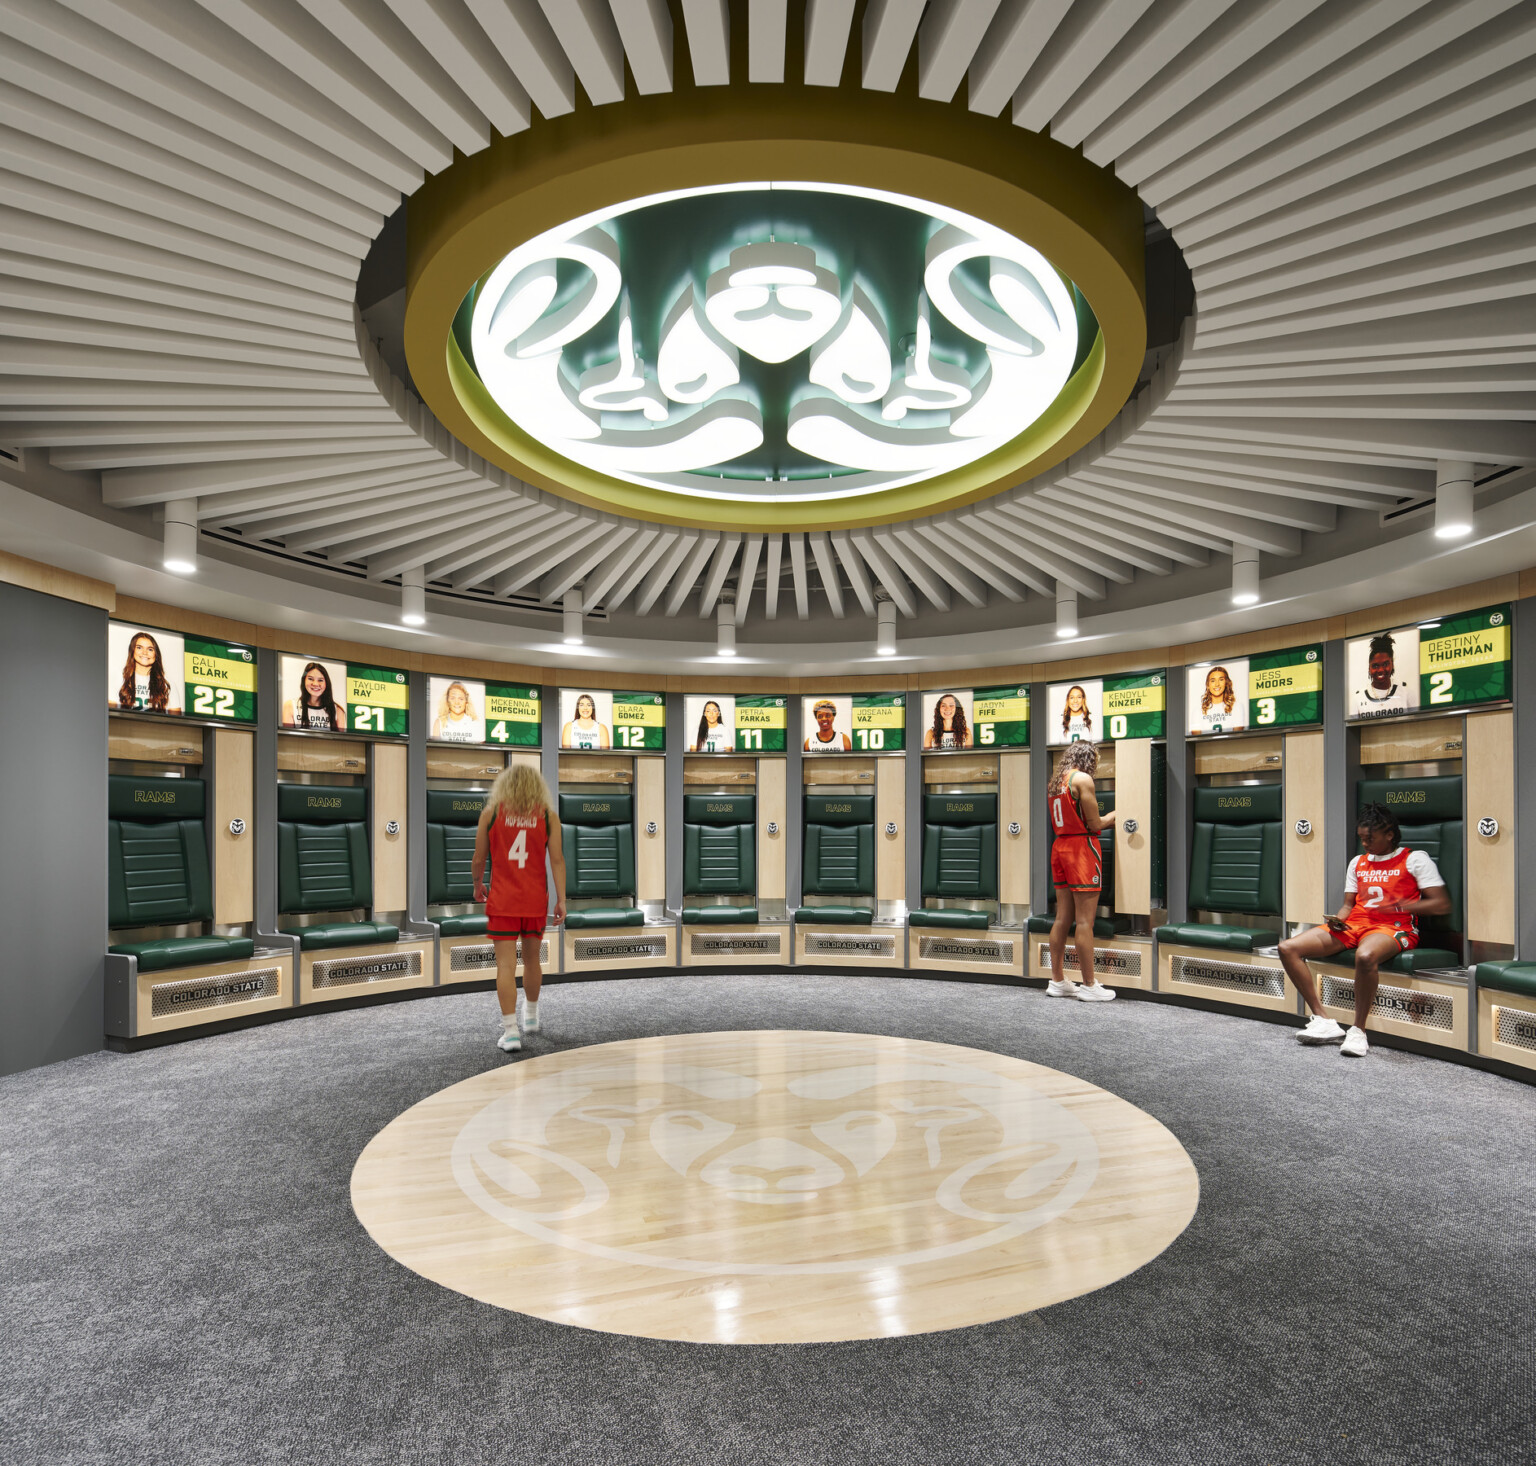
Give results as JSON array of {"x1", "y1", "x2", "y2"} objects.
[{"x1": 457, "y1": 184, "x2": 1093, "y2": 506}]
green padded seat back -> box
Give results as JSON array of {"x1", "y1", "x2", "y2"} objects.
[
  {"x1": 565, "y1": 823, "x2": 635, "y2": 898},
  {"x1": 426, "y1": 789, "x2": 486, "y2": 904},
  {"x1": 803, "y1": 823, "x2": 874, "y2": 894},
  {"x1": 921, "y1": 793, "x2": 997, "y2": 825},
  {"x1": 1188, "y1": 783, "x2": 1283, "y2": 917},
  {"x1": 683, "y1": 795, "x2": 756, "y2": 896},
  {"x1": 277, "y1": 784, "x2": 371, "y2": 915},
  {"x1": 107, "y1": 777, "x2": 212, "y2": 930},
  {"x1": 558, "y1": 792, "x2": 632, "y2": 825},
  {"x1": 922, "y1": 823, "x2": 998, "y2": 899},
  {"x1": 1359, "y1": 777, "x2": 1463, "y2": 941}
]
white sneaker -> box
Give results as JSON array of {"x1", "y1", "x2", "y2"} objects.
[
  {"x1": 1075, "y1": 982, "x2": 1116, "y2": 1002},
  {"x1": 521, "y1": 1001, "x2": 541, "y2": 1034},
  {"x1": 1340, "y1": 1025, "x2": 1369, "y2": 1058},
  {"x1": 1297, "y1": 1014, "x2": 1346, "y2": 1045},
  {"x1": 1046, "y1": 978, "x2": 1078, "y2": 998},
  {"x1": 496, "y1": 1026, "x2": 522, "y2": 1053}
]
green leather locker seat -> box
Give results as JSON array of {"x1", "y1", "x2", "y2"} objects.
[
  {"x1": 560, "y1": 791, "x2": 639, "y2": 928},
  {"x1": 1475, "y1": 961, "x2": 1536, "y2": 1000},
  {"x1": 107, "y1": 776, "x2": 255, "y2": 972},
  {"x1": 910, "y1": 909, "x2": 990, "y2": 929},
  {"x1": 682, "y1": 795, "x2": 757, "y2": 924},
  {"x1": 1359, "y1": 776, "x2": 1463, "y2": 973},
  {"x1": 427, "y1": 789, "x2": 487, "y2": 936},
  {"x1": 917, "y1": 794, "x2": 997, "y2": 925},
  {"x1": 277, "y1": 784, "x2": 396, "y2": 951},
  {"x1": 1155, "y1": 784, "x2": 1281, "y2": 952},
  {"x1": 1027, "y1": 913, "x2": 1128, "y2": 940},
  {"x1": 794, "y1": 794, "x2": 874, "y2": 924}
]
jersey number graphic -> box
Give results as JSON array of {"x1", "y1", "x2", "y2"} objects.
[
  {"x1": 977, "y1": 724, "x2": 995, "y2": 744},
  {"x1": 1255, "y1": 697, "x2": 1276, "y2": 724},
  {"x1": 489, "y1": 720, "x2": 508, "y2": 742},
  {"x1": 505, "y1": 829, "x2": 529, "y2": 868},
  {"x1": 1429, "y1": 671, "x2": 1454, "y2": 705},
  {"x1": 191, "y1": 686, "x2": 235, "y2": 718},
  {"x1": 1361, "y1": 885, "x2": 1387, "y2": 909},
  {"x1": 853, "y1": 727, "x2": 884, "y2": 750},
  {"x1": 738, "y1": 728, "x2": 761, "y2": 750},
  {"x1": 1050, "y1": 797, "x2": 1065, "y2": 830},
  {"x1": 353, "y1": 705, "x2": 385, "y2": 731},
  {"x1": 1109, "y1": 714, "x2": 1128, "y2": 739},
  {"x1": 616, "y1": 724, "x2": 646, "y2": 747}
]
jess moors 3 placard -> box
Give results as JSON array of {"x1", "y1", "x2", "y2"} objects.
[
  {"x1": 1046, "y1": 671, "x2": 1165, "y2": 746},
  {"x1": 1186, "y1": 646, "x2": 1323, "y2": 736},
  {"x1": 109, "y1": 621, "x2": 256, "y2": 724},
  {"x1": 685, "y1": 694, "x2": 787, "y2": 752},
  {"x1": 280, "y1": 655, "x2": 409, "y2": 736},
  {"x1": 428, "y1": 677, "x2": 539, "y2": 746},
  {"x1": 802, "y1": 693, "x2": 906, "y2": 753},
  {"x1": 560, "y1": 689, "x2": 666, "y2": 750},
  {"x1": 1346, "y1": 604, "x2": 1511, "y2": 721}
]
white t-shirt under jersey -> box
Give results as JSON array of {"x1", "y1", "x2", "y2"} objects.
[
  {"x1": 1062, "y1": 713, "x2": 1093, "y2": 741},
  {"x1": 568, "y1": 721, "x2": 603, "y2": 749},
  {"x1": 1345, "y1": 848, "x2": 1445, "y2": 893},
  {"x1": 805, "y1": 730, "x2": 846, "y2": 754},
  {"x1": 436, "y1": 713, "x2": 478, "y2": 744},
  {"x1": 1357, "y1": 681, "x2": 1411, "y2": 716},
  {"x1": 1199, "y1": 701, "x2": 1240, "y2": 732},
  {"x1": 698, "y1": 725, "x2": 732, "y2": 752}
]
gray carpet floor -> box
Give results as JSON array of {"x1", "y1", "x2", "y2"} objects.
[{"x1": 2, "y1": 973, "x2": 1534, "y2": 1466}]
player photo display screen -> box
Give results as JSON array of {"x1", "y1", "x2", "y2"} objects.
[
  {"x1": 1346, "y1": 604, "x2": 1511, "y2": 721},
  {"x1": 280, "y1": 655, "x2": 408, "y2": 736},
  {"x1": 920, "y1": 690, "x2": 974, "y2": 751},
  {"x1": 1184, "y1": 646, "x2": 1323, "y2": 737},
  {"x1": 427, "y1": 677, "x2": 539, "y2": 746},
  {"x1": 561, "y1": 689, "x2": 665, "y2": 750},
  {"x1": 801, "y1": 693, "x2": 906, "y2": 753},
  {"x1": 684, "y1": 694, "x2": 788, "y2": 753},
  {"x1": 108, "y1": 621, "x2": 257, "y2": 725},
  {"x1": 1046, "y1": 671, "x2": 1165, "y2": 746}
]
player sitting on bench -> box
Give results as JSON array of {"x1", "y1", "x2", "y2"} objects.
[{"x1": 1278, "y1": 802, "x2": 1449, "y2": 1058}]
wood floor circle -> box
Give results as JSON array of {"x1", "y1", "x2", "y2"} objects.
[{"x1": 352, "y1": 1031, "x2": 1199, "y2": 1343}]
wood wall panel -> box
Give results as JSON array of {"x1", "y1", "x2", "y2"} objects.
[
  {"x1": 559, "y1": 754, "x2": 633, "y2": 784},
  {"x1": 277, "y1": 734, "x2": 367, "y2": 774},
  {"x1": 426, "y1": 747, "x2": 507, "y2": 779},
  {"x1": 1284, "y1": 730, "x2": 1326, "y2": 926},
  {"x1": 634, "y1": 757, "x2": 665, "y2": 902},
  {"x1": 1193, "y1": 735, "x2": 1283, "y2": 775},
  {"x1": 876, "y1": 756, "x2": 905, "y2": 902},
  {"x1": 1358, "y1": 718, "x2": 1464, "y2": 766},
  {"x1": 757, "y1": 757, "x2": 786, "y2": 902},
  {"x1": 998, "y1": 751, "x2": 1030, "y2": 906},
  {"x1": 1114, "y1": 738, "x2": 1151, "y2": 916},
  {"x1": 1, "y1": 549, "x2": 115, "y2": 610},
  {"x1": 684, "y1": 757, "x2": 756, "y2": 785},
  {"x1": 804, "y1": 758, "x2": 876, "y2": 786},
  {"x1": 1466, "y1": 710, "x2": 1514, "y2": 946},
  {"x1": 108, "y1": 716, "x2": 203, "y2": 765},
  {"x1": 372, "y1": 742, "x2": 408, "y2": 912},
  {"x1": 211, "y1": 728, "x2": 253, "y2": 925},
  {"x1": 922, "y1": 753, "x2": 997, "y2": 785}
]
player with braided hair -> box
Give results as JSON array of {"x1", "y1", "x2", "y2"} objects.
[{"x1": 1278, "y1": 802, "x2": 1450, "y2": 1057}]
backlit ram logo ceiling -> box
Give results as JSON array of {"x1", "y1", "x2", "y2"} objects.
[{"x1": 454, "y1": 185, "x2": 1094, "y2": 508}]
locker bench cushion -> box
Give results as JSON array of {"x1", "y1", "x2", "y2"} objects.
[
  {"x1": 1155, "y1": 923, "x2": 1279, "y2": 952},
  {"x1": 908, "y1": 909, "x2": 990, "y2": 929},
  {"x1": 1476, "y1": 961, "x2": 1536, "y2": 999},
  {"x1": 1382, "y1": 948, "x2": 1460, "y2": 974},
  {"x1": 283, "y1": 921, "x2": 398, "y2": 951},
  {"x1": 1028, "y1": 914, "x2": 1126, "y2": 939},
  {"x1": 564, "y1": 907, "x2": 645, "y2": 928},
  {"x1": 438, "y1": 914, "x2": 487, "y2": 936},
  {"x1": 794, "y1": 905, "x2": 873, "y2": 924},
  {"x1": 108, "y1": 935, "x2": 255, "y2": 972},
  {"x1": 682, "y1": 905, "x2": 759, "y2": 924}
]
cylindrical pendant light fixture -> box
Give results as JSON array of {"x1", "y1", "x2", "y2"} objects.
[
  {"x1": 1231, "y1": 544, "x2": 1260, "y2": 605},
  {"x1": 1434, "y1": 459, "x2": 1475, "y2": 540},
  {"x1": 400, "y1": 566, "x2": 426, "y2": 626},
  {"x1": 1055, "y1": 583, "x2": 1078, "y2": 639},
  {"x1": 163, "y1": 497, "x2": 198, "y2": 575}
]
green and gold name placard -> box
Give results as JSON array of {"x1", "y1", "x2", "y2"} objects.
[
  {"x1": 735, "y1": 695, "x2": 787, "y2": 752},
  {"x1": 184, "y1": 637, "x2": 257, "y2": 723},
  {"x1": 1249, "y1": 645, "x2": 1323, "y2": 728},
  {"x1": 486, "y1": 684, "x2": 540, "y2": 745},
  {"x1": 850, "y1": 693, "x2": 906, "y2": 752},
  {"x1": 346, "y1": 665, "x2": 410, "y2": 737},
  {"x1": 974, "y1": 686, "x2": 1030, "y2": 747},
  {"x1": 1103, "y1": 671, "x2": 1165, "y2": 740},
  {"x1": 1419, "y1": 605, "x2": 1511, "y2": 707},
  {"x1": 613, "y1": 691, "x2": 666, "y2": 750}
]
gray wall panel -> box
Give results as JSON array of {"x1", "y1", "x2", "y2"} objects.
[{"x1": 0, "y1": 582, "x2": 107, "y2": 1074}]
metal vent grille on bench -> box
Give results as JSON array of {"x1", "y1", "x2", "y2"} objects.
[
  {"x1": 151, "y1": 966, "x2": 281, "y2": 1018},
  {"x1": 1169, "y1": 953, "x2": 1286, "y2": 998},
  {"x1": 1494, "y1": 1006, "x2": 1536, "y2": 1052},
  {"x1": 1320, "y1": 974, "x2": 1453, "y2": 1031},
  {"x1": 311, "y1": 949, "x2": 423, "y2": 989},
  {"x1": 689, "y1": 930, "x2": 782, "y2": 958},
  {"x1": 449, "y1": 940, "x2": 549, "y2": 973},
  {"x1": 918, "y1": 934, "x2": 1014, "y2": 964},
  {"x1": 1038, "y1": 942, "x2": 1142, "y2": 978}
]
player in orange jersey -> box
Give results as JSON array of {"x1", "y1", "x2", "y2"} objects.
[
  {"x1": 1045, "y1": 741, "x2": 1119, "y2": 1002},
  {"x1": 473, "y1": 763, "x2": 566, "y2": 1053},
  {"x1": 1278, "y1": 802, "x2": 1449, "y2": 1057}
]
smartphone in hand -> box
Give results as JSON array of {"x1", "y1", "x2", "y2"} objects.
[{"x1": 1324, "y1": 915, "x2": 1346, "y2": 932}]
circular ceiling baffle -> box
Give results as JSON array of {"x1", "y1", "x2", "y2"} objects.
[{"x1": 0, "y1": 3, "x2": 1531, "y2": 671}]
